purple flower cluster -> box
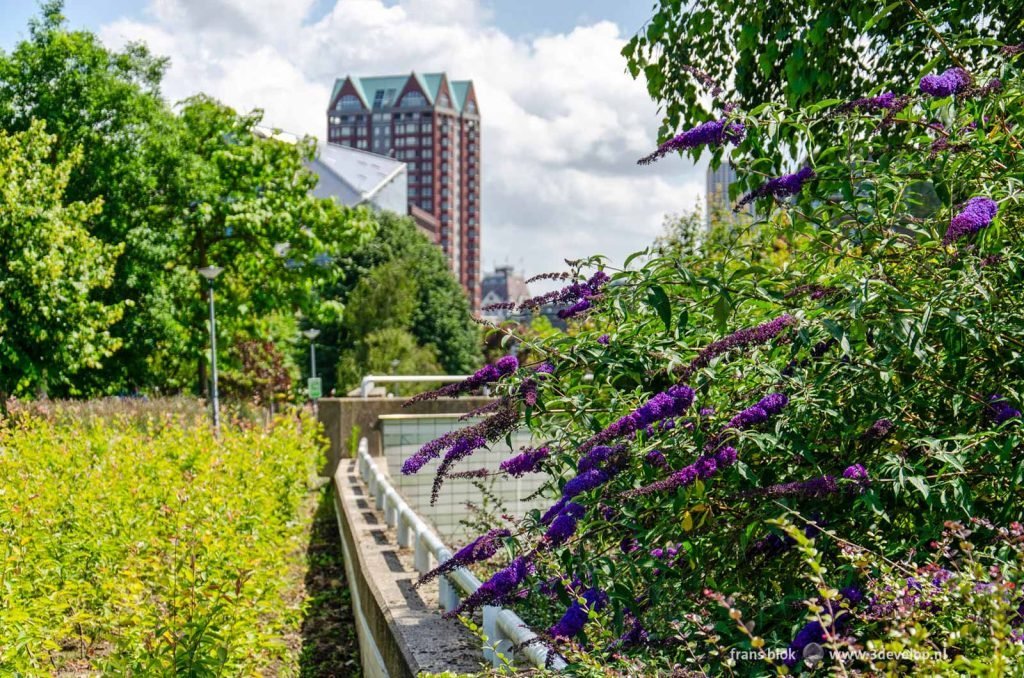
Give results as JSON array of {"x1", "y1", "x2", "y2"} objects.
[
  {"x1": 520, "y1": 379, "x2": 538, "y2": 406},
  {"x1": 681, "y1": 65, "x2": 725, "y2": 97},
  {"x1": 513, "y1": 271, "x2": 609, "y2": 313},
  {"x1": 1004, "y1": 43, "x2": 1024, "y2": 56},
  {"x1": 549, "y1": 588, "x2": 608, "y2": 638},
  {"x1": 500, "y1": 447, "x2": 550, "y2": 477},
  {"x1": 864, "y1": 418, "x2": 895, "y2": 440},
  {"x1": 577, "y1": 444, "x2": 624, "y2": 474},
  {"x1": 579, "y1": 385, "x2": 695, "y2": 453},
  {"x1": 413, "y1": 528, "x2": 511, "y2": 589},
  {"x1": 842, "y1": 464, "x2": 869, "y2": 482},
  {"x1": 558, "y1": 298, "x2": 593, "y2": 320},
  {"x1": 703, "y1": 393, "x2": 788, "y2": 454},
  {"x1": 837, "y1": 91, "x2": 910, "y2": 114},
  {"x1": 753, "y1": 465, "x2": 868, "y2": 499},
  {"x1": 597, "y1": 333, "x2": 610, "y2": 345},
  {"x1": 737, "y1": 166, "x2": 815, "y2": 208},
  {"x1": 919, "y1": 67, "x2": 972, "y2": 98},
  {"x1": 988, "y1": 394, "x2": 1021, "y2": 424},
  {"x1": 615, "y1": 613, "x2": 650, "y2": 647},
  {"x1": 563, "y1": 469, "x2": 610, "y2": 499},
  {"x1": 784, "y1": 588, "x2": 862, "y2": 667},
  {"x1": 443, "y1": 555, "x2": 535, "y2": 619},
  {"x1": 645, "y1": 449, "x2": 668, "y2": 469},
  {"x1": 944, "y1": 197, "x2": 999, "y2": 244},
  {"x1": 679, "y1": 314, "x2": 796, "y2": 379},
  {"x1": 785, "y1": 284, "x2": 838, "y2": 301},
  {"x1": 403, "y1": 401, "x2": 519, "y2": 476},
  {"x1": 638, "y1": 118, "x2": 746, "y2": 165},
  {"x1": 405, "y1": 355, "x2": 519, "y2": 406},
  {"x1": 544, "y1": 502, "x2": 586, "y2": 545},
  {"x1": 623, "y1": 446, "x2": 737, "y2": 498}
]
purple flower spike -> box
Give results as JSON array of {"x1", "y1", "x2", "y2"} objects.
[
  {"x1": 413, "y1": 528, "x2": 511, "y2": 589},
  {"x1": 580, "y1": 385, "x2": 694, "y2": 452},
  {"x1": 645, "y1": 449, "x2": 668, "y2": 469},
  {"x1": 919, "y1": 67, "x2": 972, "y2": 97},
  {"x1": 680, "y1": 314, "x2": 796, "y2": 379},
  {"x1": 988, "y1": 394, "x2": 1021, "y2": 425},
  {"x1": 715, "y1": 446, "x2": 738, "y2": 467},
  {"x1": 865, "y1": 418, "x2": 895, "y2": 440},
  {"x1": 638, "y1": 118, "x2": 745, "y2": 165},
  {"x1": 622, "y1": 464, "x2": 701, "y2": 498},
  {"x1": 738, "y1": 166, "x2": 815, "y2": 208},
  {"x1": 842, "y1": 464, "x2": 870, "y2": 482},
  {"x1": 597, "y1": 334, "x2": 610, "y2": 345},
  {"x1": 563, "y1": 469, "x2": 610, "y2": 499},
  {"x1": 500, "y1": 447, "x2": 550, "y2": 477},
  {"x1": 444, "y1": 556, "x2": 534, "y2": 618},
  {"x1": 544, "y1": 502, "x2": 586, "y2": 545},
  {"x1": 838, "y1": 91, "x2": 910, "y2": 114},
  {"x1": 405, "y1": 356, "x2": 518, "y2": 405},
  {"x1": 757, "y1": 392, "x2": 789, "y2": 416},
  {"x1": 695, "y1": 455, "x2": 718, "y2": 479},
  {"x1": 944, "y1": 197, "x2": 998, "y2": 244},
  {"x1": 549, "y1": 588, "x2": 608, "y2": 638}
]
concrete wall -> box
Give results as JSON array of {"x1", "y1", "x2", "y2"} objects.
[{"x1": 317, "y1": 396, "x2": 494, "y2": 476}]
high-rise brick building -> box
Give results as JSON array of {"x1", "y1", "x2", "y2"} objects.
[{"x1": 327, "y1": 72, "x2": 482, "y2": 308}]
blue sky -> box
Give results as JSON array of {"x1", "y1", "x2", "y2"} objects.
[{"x1": 0, "y1": 0, "x2": 700, "y2": 280}]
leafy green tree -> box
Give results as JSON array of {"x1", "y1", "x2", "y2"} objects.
[
  {"x1": 624, "y1": 0, "x2": 1021, "y2": 145},
  {"x1": 0, "y1": 121, "x2": 121, "y2": 402},
  {"x1": 320, "y1": 212, "x2": 480, "y2": 392},
  {"x1": 336, "y1": 328, "x2": 442, "y2": 397},
  {"x1": 0, "y1": 3, "x2": 375, "y2": 396}
]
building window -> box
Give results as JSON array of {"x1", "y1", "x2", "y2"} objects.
[
  {"x1": 401, "y1": 91, "x2": 427, "y2": 107},
  {"x1": 422, "y1": 186, "x2": 432, "y2": 197},
  {"x1": 421, "y1": 122, "x2": 432, "y2": 133},
  {"x1": 422, "y1": 199, "x2": 432, "y2": 211},
  {"x1": 422, "y1": 149, "x2": 432, "y2": 159},
  {"x1": 438, "y1": 94, "x2": 450, "y2": 108},
  {"x1": 337, "y1": 95, "x2": 361, "y2": 110},
  {"x1": 340, "y1": 126, "x2": 352, "y2": 135},
  {"x1": 357, "y1": 126, "x2": 367, "y2": 137},
  {"x1": 466, "y1": 101, "x2": 477, "y2": 114},
  {"x1": 409, "y1": 187, "x2": 418, "y2": 197},
  {"x1": 357, "y1": 140, "x2": 368, "y2": 149}
]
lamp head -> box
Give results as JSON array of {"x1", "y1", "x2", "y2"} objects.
[
  {"x1": 198, "y1": 266, "x2": 223, "y2": 281},
  {"x1": 302, "y1": 328, "x2": 321, "y2": 340}
]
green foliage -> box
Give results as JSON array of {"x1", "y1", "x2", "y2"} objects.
[
  {"x1": 326, "y1": 212, "x2": 480, "y2": 393},
  {"x1": 623, "y1": 0, "x2": 1021, "y2": 149},
  {"x1": 0, "y1": 121, "x2": 121, "y2": 400},
  {"x1": 0, "y1": 403, "x2": 324, "y2": 675},
  {"x1": 424, "y1": 24, "x2": 1024, "y2": 676},
  {"x1": 0, "y1": 3, "x2": 376, "y2": 397}
]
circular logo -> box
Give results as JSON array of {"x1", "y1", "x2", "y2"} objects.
[{"x1": 803, "y1": 642, "x2": 824, "y2": 667}]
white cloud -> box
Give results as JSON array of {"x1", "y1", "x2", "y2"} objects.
[{"x1": 98, "y1": 0, "x2": 706, "y2": 282}]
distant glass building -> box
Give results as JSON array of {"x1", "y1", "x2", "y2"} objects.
[
  {"x1": 705, "y1": 162, "x2": 755, "y2": 228},
  {"x1": 327, "y1": 72, "x2": 482, "y2": 309}
]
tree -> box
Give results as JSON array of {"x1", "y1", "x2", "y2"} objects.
[
  {"x1": 0, "y1": 3, "x2": 376, "y2": 396},
  {"x1": 624, "y1": 1, "x2": 1022, "y2": 148},
  {"x1": 320, "y1": 212, "x2": 480, "y2": 392},
  {"x1": 0, "y1": 121, "x2": 121, "y2": 402}
]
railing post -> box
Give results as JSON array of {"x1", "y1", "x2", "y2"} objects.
[
  {"x1": 414, "y1": 529, "x2": 431, "y2": 573},
  {"x1": 483, "y1": 606, "x2": 513, "y2": 667},
  {"x1": 385, "y1": 493, "x2": 397, "y2": 527},
  {"x1": 397, "y1": 511, "x2": 411, "y2": 548}
]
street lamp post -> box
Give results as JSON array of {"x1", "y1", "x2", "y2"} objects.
[
  {"x1": 302, "y1": 328, "x2": 320, "y2": 380},
  {"x1": 198, "y1": 266, "x2": 224, "y2": 432}
]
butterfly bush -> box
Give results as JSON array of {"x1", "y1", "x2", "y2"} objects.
[{"x1": 400, "y1": 29, "x2": 1024, "y2": 674}]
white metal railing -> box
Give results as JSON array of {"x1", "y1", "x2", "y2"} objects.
[
  {"x1": 356, "y1": 439, "x2": 565, "y2": 671},
  {"x1": 359, "y1": 374, "x2": 478, "y2": 398}
]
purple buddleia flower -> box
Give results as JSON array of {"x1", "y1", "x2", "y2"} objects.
[
  {"x1": 580, "y1": 385, "x2": 694, "y2": 452},
  {"x1": 615, "y1": 613, "x2": 650, "y2": 647},
  {"x1": 737, "y1": 166, "x2": 815, "y2": 208},
  {"x1": 785, "y1": 283, "x2": 838, "y2": 301},
  {"x1": 842, "y1": 464, "x2": 870, "y2": 483},
  {"x1": 517, "y1": 271, "x2": 609, "y2": 312},
  {"x1": 597, "y1": 333, "x2": 610, "y2": 345},
  {"x1": 680, "y1": 314, "x2": 796, "y2": 379},
  {"x1": 405, "y1": 356, "x2": 519, "y2": 405},
  {"x1": 988, "y1": 394, "x2": 1021, "y2": 424},
  {"x1": 544, "y1": 501, "x2": 586, "y2": 545},
  {"x1": 549, "y1": 588, "x2": 608, "y2": 638},
  {"x1": 534, "y1": 362, "x2": 555, "y2": 374},
  {"x1": 577, "y1": 446, "x2": 614, "y2": 473},
  {"x1": 645, "y1": 449, "x2": 668, "y2": 469},
  {"x1": 783, "y1": 588, "x2": 861, "y2": 666},
  {"x1": 757, "y1": 392, "x2": 789, "y2": 416},
  {"x1": 681, "y1": 65, "x2": 725, "y2": 96},
  {"x1": 413, "y1": 528, "x2": 511, "y2": 589},
  {"x1": 500, "y1": 447, "x2": 550, "y2": 477},
  {"x1": 558, "y1": 298, "x2": 593, "y2": 319},
  {"x1": 757, "y1": 474, "x2": 840, "y2": 498},
  {"x1": 695, "y1": 455, "x2": 718, "y2": 479},
  {"x1": 944, "y1": 197, "x2": 999, "y2": 244},
  {"x1": 705, "y1": 394, "x2": 788, "y2": 452},
  {"x1": 638, "y1": 118, "x2": 746, "y2": 165},
  {"x1": 726, "y1": 405, "x2": 769, "y2": 430},
  {"x1": 865, "y1": 418, "x2": 895, "y2": 440},
  {"x1": 919, "y1": 67, "x2": 972, "y2": 97},
  {"x1": 520, "y1": 379, "x2": 538, "y2": 406},
  {"x1": 622, "y1": 464, "x2": 700, "y2": 498},
  {"x1": 431, "y1": 435, "x2": 487, "y2": 502},
  {"x1": 715, "y1": 446, "x2": 738, "y2": 467},
  {"x1": 837, "y1": 91, "x2": 910, "y2": 114},
  {"x1": 444, "y1": 556, "x2": 535, "y2": 618},
  {"x1": 540, "y1": 497, "x2": 567, "y2": 525},
  {"x1": 1004, "y1": 43, "x2": 1024, "y2": 56},
  {"x1": 563, "y1": 469, "x2": 610, "y2": 499}
]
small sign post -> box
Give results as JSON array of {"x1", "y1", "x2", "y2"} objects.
[{"x1": 307, "y1": 377, "x2": 322, "y2": 400}]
